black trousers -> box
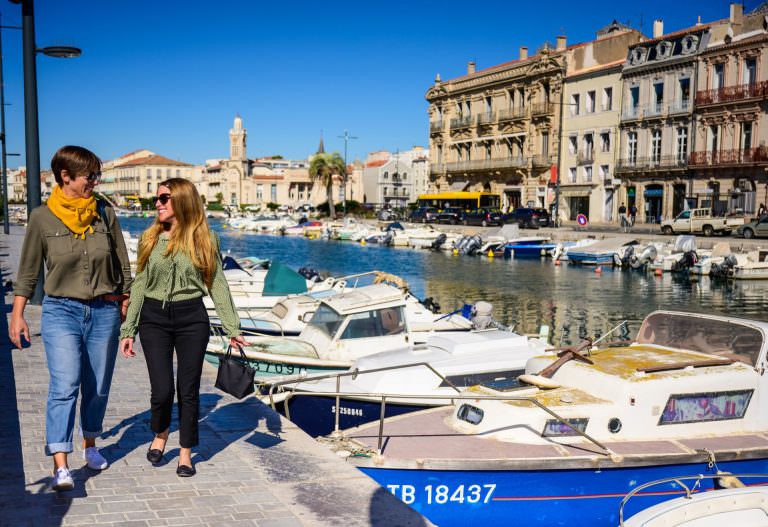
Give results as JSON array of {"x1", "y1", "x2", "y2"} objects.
[{"x1": 138, "y1": 297, "x2": 210, "y2": 448}]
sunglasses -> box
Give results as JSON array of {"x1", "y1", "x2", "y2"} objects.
[
  {"x1": 84, "y1": 172, "x2": 101, "y2": 183},
  {"x1": 153, "y1": 193, "x2": 172, "y2": 205}
]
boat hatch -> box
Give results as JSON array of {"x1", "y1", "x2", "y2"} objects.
[{"x1": 637, "y1": 312, "x2": 764, "y2": 367}]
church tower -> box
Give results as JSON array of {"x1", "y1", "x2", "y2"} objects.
[{"x1": 229, "y1": 115, "x2": 247, "y2": 161}]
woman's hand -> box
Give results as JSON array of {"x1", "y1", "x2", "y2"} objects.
[
  {"x1": 120, "y1": 297, "x2": 130, "y2": 323},
  {"x1": 230, "y1": 335, "x2": 247, "y2": 349},
  {"x1": 120, "y1": 337, "x2": 135, "y2": 358},
  {"x1": 9, "y1": 313, "x2": 30, "y2": 350}
]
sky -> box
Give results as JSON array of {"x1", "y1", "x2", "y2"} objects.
[{"x1": 0, "y1": 0, "x2": 747, "y2": 169}]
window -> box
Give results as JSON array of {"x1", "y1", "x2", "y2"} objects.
[
  {"x1": 541, "y1": 132, "x2": 549, "y2": 157},
  {"x1": 383, "y1": 186, "x2": 388, "y2": 196},
  {"x1": 156, "y1": 169, "x2": 162, "y2": 180},
  {"x1": 271, "y1": 184, "x2": 277, "y2": 202},
  {"x1": 599, "y1": 164, "x2": 609, "y2": 181},
  {"x1": 437, "y1": 144, "x2": 443, "y2": 162},
  {"x1": 568, "y1": 135, "x2": 577, "y2": 155},
  {"x1": 600, "y1": 132, "x2": 611, "y2": 153},
  {"x1": 383, "y1": 171, "x2": 388, "y2": 180},
  {"x1": 628, "y1": 132, "x2": 638, "y2": 163},
  {"x1": 653, "y1": 82, "x2": 664, "y2": 113},
  {"x1": 676, "y1": 127, "x2": 688, "y2": 162},
  {"x1": 570, "y1": 94, "x2": 580, "y2": 115},
  {"x1": 464, "y1": 100, "x2": 472, "y2": 117},
  {"x1": 517, "y1": 88, "x2": 525, "y2": 108},
  {"x1": 679, "y1": 77, "x2": 690, "y2": 101},
  {"x1": 742, "y1": 122, "x2": 753, "y2": 150},
  {"x1": 630, "y1": 86, "x2": 639, "y2": 109},
  {"x1": 147, "y1": 182, "x2": 152, "y2": 193},
  {"x1": 402, "y1": 172, "x2": 407, "y2": 180},
  {"x1": 176, "y1": 169, "x2": 180, "y2": 177},
  {"x1": 602, "y1": 87, "x2": 613, "y2": 111},
  {"x1": 146, "y1": 169, "x2": 151, "y2": 179},
  {"x1": 586, "y1": 91, "x2": 595, "y2": 113},
  {"x1": 256, "y1": 184, "x2": 263, "y2": 200},
  {"x1": 651, "y1": 129, "x2": 662, "y2": 163},
  {"x1": 166, "y1": 169, "x2": 171, "y2": 178},
  {"x1": 710, "y1": 125, "x2": 719, "y2": 152},
  {"x1": 713, "y1": 63, "x2": 724, "y2": 89},
  {"x1": 485, "y1": 96, "x2": 492, "y2": 113},
  {"x1": 340, "y1": 307, "x2": 405, "y2": 339},
  {"x1": 660, "y1": 390, "x2": 753, "y2": 425},
  {"x1": 485, "y1": 143, "x2": 492, "y2": 159},
  {"x1": 744, "y1": 58, "x2": 757, "y2": 85},
  {"x1": 584, "y1": 166, "x2": 593, "y2": 183},
  {"x1": 569, "y1": 167, "x2": 577, "y2": 183},
  {"x1": 583, "y1": 133, "x2": 594, "y2": 154}
]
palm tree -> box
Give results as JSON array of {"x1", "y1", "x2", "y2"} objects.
[{"x1": 309, "y1": 152, "x2": 346, "y2": 218}]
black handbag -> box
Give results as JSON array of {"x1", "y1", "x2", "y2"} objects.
[{"x1": 214, "y1": 345, "x2": 255, "y2": 399}]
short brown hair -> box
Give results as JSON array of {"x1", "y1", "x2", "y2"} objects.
[{"x1": 50, "y1": 145, "x2": 101, "y2": 186}]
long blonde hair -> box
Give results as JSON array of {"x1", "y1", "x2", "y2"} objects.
[{"x1": 137, "y1": 178, "x2": 217, "y2": 290}]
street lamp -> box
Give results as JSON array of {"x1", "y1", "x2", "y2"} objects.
[
  {"x1": 7, "y1": 0, "x2": 81, "y2": 303},
  {"x1": 338, "y1": 129, "x2": 357, "y2": 215}
]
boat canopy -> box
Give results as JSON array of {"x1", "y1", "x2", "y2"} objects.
[{"x1": 263, "y1": 262, "x2": 309, "y2": 297}]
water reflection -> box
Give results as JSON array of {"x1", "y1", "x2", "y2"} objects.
[{"x1": 121, "y1": 218, "x2": 768, "y2": 345}]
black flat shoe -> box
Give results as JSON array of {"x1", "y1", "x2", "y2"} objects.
[
  {"x1": 146, "y1": 448, "x2": 164, "y2": 465},
  {"x1": 176, "y1": 464, "x2": 196, "y2": 477}
]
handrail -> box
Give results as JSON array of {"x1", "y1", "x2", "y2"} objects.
[
  {"x1": 271, "y1": 382, "x2": 613, "y2": 455},
  {"x1": 618, "y1": 473, "x2": 768, "y2": 526}
]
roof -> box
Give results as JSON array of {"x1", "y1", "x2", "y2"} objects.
[
  {"x1": 635, "y1": 20, "x2": 723, "y2": 47},
  {"x1": 116, "y1": 154, "x2": 192, "y2": 168},
  {"x1": 365, "y1": 159, "x2": 388, "y2": 168},
  {"x1": 567, "y1": 58, "x2": 625, "y2": 78},
  {"x1": 321, "y1": 283, "x2": 405, "y2": 315}
]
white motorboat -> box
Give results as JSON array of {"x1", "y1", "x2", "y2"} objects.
[
  {"x1": 326, "y1": 310, "x2": 768, "y2": 527},
  {"x1": 560, "y1": 236, "x2": 638, "y2": 265},
  {"x1": 406, "y1": 225, "x2": 443, "y2": 249},
  {"x1": 732, "y1": 249, "x2": 768, "y2": 280},
  {"x1": 692, "y1": 241, "x2": 732, "y2": 276},
  {"x1": 262, "y1": 328, "x2": 551, "y2": 437}
]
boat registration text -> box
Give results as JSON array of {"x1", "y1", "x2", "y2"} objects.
[{"x1": 387, "y1": 484, "x2": 496, "y2": 505}]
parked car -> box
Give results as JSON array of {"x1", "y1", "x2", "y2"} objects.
[
  {"x1": 660, "y1": 208, "x2": 737, "y2": 236},
  {"x1": 463, "y1": 208, "x2": 504, "y2": 227},
  {"x1": 436, "y1": 207, "x2": 465, "y2": 225},
  {"x1": 408, "y1": 206, "x2": 438, "y2": 223},
  {"x1": 736, "y1": 215, "x2": 768, "y2": 239},
  {"x1": 504, "y1": 208, "x2": 550, "y2": 229}
]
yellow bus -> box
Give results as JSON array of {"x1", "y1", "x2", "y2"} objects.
[{"x1": 416, "y1": 191, "x2": 500, "y2": 211}]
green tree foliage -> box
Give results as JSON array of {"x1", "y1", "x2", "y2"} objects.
[{"x1": 309, "y1": 152, "x2": 346, "y2": 219}]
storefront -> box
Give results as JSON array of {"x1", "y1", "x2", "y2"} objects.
[
  {"x1": 643, "y1": 184, "x2": 664, "y2": 224},
  {"x1": 561, "y1": 187, "x2": 591, "y2": 221}
]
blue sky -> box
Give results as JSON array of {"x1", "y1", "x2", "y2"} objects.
[{"x1": 0, "y1": 0, "x2": 743, "y2": 169}]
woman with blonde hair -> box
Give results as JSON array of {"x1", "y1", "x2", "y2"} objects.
[{"x1": 119, "y1": 178, "x2": 245, "y2": 477}]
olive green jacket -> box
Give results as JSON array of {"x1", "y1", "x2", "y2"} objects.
[{"x1": 16, "y1": 204, "x2": 133, "y2": 300}]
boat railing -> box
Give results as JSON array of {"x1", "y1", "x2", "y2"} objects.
[
  {"x1": 618, "y1": 472, "x2": 768, "y2": 526},
  {"x1": 266, "y1": 368, "x2": 611, "y2": 455},
  {"x1": 210, "y1": 310, "x2": 287, "y2": 338}
]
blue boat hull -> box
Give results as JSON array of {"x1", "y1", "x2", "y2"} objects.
[
  {"x1": 360, "y1": 458, "x2": 768, "y2": 527},
  {"x1": 567, "y1": 252, "x2": 616, "y2": 265},
  {"x1": 504, "y1": 243, "x2": 556, "y2": 258},
  {"x1": 275, "y1": 394, "x2": 422, "y2": 437}
]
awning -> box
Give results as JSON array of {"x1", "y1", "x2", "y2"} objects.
[
  {"x1": 561, "y1": 186, "x2": 592, "y2": 197},
  {"x1": 644, "y1": 189, "x2": 664, "y2": 197}
]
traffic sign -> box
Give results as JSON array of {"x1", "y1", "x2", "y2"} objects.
[{"x1": 576, "y1": 214, "x2": 588, "y2": 227}]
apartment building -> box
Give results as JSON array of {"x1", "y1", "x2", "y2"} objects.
[
  {"x1": 362, "y1": 147, "x2": 429, "y2": 206},
  {"x1": 99, "y1": 149, "x2": 194, "y2": 202},
  {"x1": 559, "y1": 56, "x2": 625, "y2": 222},
  {"x1": 616, "y1": 18, "x2": 725, "y2": 223},
  {"x1": 690, "y1": 3, "x2": 768, "y2": 216},
  {"x1": 427, "y1": 23, "x2": 641, "y2": 215}
]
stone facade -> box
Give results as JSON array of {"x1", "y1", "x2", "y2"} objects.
[
  {"x1": 362, "y1": 147, "x2": 429, "y2": 206},
  {"x1": 99, "y1": 149, "x2": 195, "y2": 203},
  {"x1": 427, "y1": 24, "x2": 642, "y2": 215}
]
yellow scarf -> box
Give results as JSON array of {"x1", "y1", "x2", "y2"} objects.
[{"x1": 47, "y1": 185, "x2": 98, "y2": 238}]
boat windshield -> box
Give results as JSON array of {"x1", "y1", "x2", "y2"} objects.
[
  {"x1": 305, "y1": 304, "x2": 345, "y2": 338},
  {"x1": 637, "y1": 313, "x2": 764, "y2": 367}
]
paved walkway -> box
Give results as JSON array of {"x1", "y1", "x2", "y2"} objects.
[{"x1": 0, "y1": 232, "x2": 429, "y2": 527}]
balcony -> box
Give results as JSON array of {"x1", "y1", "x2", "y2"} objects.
[
  {"x1": 667, "y1": 99, "x2": 691, "y2": 115},
  {"x1": 615, "y1": 155, "x2": 687, "y2": 172},
  {"x1": 429, "y1": 164, "x2": 445, "y2": 175},
  {"x1": 621, "y1": 105, "x2": 640, "y2": 120},
  {"x1": 430, "y1": 120, "x2": 443, "y2": 133},
  {"x1": 445, "y1": 157, "x2": 526, "y2": 173},
  {"x1": 476, "y1": 111, "x2": 496, "y2": 126},
  {"x1": 449, "y1": 116, "x2": 473, "y2": 130},
  {"x1": 531, "y1": 154, "x2": 555, "y2": 167},
  {"x1": 689, "y1": 148, "x2": 768, "y2": 167},
  {"x1": 696, "y1": 81, "x2": 768, "y2": 106},
  {"x1": 576, "y1": 150, "x2": 594, "y2": 165},
  {"x1": 644, "y1": 102, "x2": 664, "y2": 118},
  {"x1": 498, "y1": 106, "x2": 526, "y2": 121},
  {"x1": 531, "y1": 102, "x2": 551, "y2": 116}
]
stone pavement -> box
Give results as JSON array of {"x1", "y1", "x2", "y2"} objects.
[{"x1": 0, "y1": 233, "x2": 429, "y2": 527}]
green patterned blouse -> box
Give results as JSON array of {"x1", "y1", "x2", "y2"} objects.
[{"x1": 119, "y1": 232, "x2": 240, "y2": 338}]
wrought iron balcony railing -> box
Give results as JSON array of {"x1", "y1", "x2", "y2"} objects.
[
  {"x1": 696, "y1": 81, "x2": 768, "y2": 106},
  {"x1": 430, "y1": 120, "x2": 443, "y2": 133},
  {"x1": 477, "y1": 111, "x2": 496, "y2": 125},
  {"x1": 449, "y1": 116, "x2": 473, "y2": 129},
  {"x1": 497, "y1": 106, "x2": 527, "y2": 121},
  {"x1": 445, "y1": 157, "x2": 527, "y2": 173},
  {"x1": 689, "y1": 148, "x2": 768, "y2": 166}
]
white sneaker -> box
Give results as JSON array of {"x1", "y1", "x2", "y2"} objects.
[
  {"x1": 83, "y1": 446, "x2": 108, "y2": 470},
  {"x1": 52, "y1": 466, "x2": 74, "y2": 491}
]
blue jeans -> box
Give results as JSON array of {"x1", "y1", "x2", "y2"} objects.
[{"x1": 41, "y1": 295, "x2": 120, "y2": 455}]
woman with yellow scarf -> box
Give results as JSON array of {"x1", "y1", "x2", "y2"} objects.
[{"x1": 9, "y1": 146, "x2": 133, "y2": 492}]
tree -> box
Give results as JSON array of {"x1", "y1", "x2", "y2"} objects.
[
  {"x1": 309, "y1": 152, "x2": 346, "y2": 219},
  {"x1": 215, "y1": 192, "x2": 224, "y2": 204}
]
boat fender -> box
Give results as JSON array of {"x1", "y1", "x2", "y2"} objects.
[
  {"x1": 716, "y1": 471, "x2": 746, "y2": 489},
  {"x1": 518, "y1": 374, "x2": 561, "y2": 389}
]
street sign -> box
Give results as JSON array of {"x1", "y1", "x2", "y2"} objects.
[{"x1": 576, "y1": 214, "x2": 588, "y2": 227}]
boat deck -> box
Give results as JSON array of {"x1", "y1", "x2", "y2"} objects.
[{"x1": 342, "y1": 407, "x2": 768, "y2": 469}]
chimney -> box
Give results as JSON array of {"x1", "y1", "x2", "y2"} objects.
[
  {"x1": 520, "y1": 46, "x2": 528, "y2": 60},
  {"x1": 697, "y1": 15, "x2": 702, "y2": 26},
  {"x1": 653, "y1": 19, "x2": 664, "y2": 38},
  {"x1": 556, "y1": 35, "x2": 567, "y2": 51},
  {"x1": 730, "y1": 3, "x2": 743, "y2": 31},
  {"x1": 467, "y1": 61, "x2": 476, "y2": 75}
]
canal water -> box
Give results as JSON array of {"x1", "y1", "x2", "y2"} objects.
[{"x1": 121, "y1": 217, "x2": 768, "y2": 345}]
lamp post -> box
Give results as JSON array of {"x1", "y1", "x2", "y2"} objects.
[
  {"x1": 9, "y1": 0, "x2": 81, "y2": 303},
  {"x1": 338, "y1": 129, "x2": 357, "y2": 215}
]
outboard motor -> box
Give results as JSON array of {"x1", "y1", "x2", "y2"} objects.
[
  {"x1": 470, "y1": 301, "x2": 495, "y2": 330},
  {"x1": 462, "y1": 235, "x2": 483, "y2": 256},
  {"x1": 619, "y1": 245, "x2": 635, "y2": 267},
  {"x1": 629, "y1": 245, "x2": 658, "y2": 270},
  {"x1": 431, "y1": 233, "x2": 447, "y2": 251},
  {"x1": 298, "y1": 267, "x2": 320, "y2": 282},
  {"x1": 710, "y1": 254, "x2": 738, "y2": 279},
  {"x1": 671, "y1": 250, "x2": 698, "y2": 273},
  {"x1": 455, "y1": 235, "x2": 470, "y2": 253}
]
